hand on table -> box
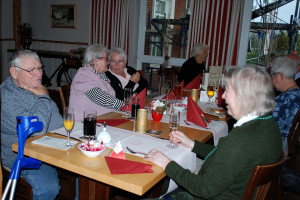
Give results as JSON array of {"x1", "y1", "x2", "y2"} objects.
[
  {"x1": 130, "y1": 72, "x2": 140, "y2": 83},
  {"x1": 23, "y1": 85, "x2": 49, "y2": 96},
  {"x1": 144, "y1": 149, "x2": 171, "y2": 170},
  {"x1": 170, "y1": 131, "x2": 194, "y2": 150}
]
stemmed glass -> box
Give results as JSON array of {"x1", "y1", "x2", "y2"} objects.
[
  {"x1": 166, "y1": 80, "x2": 173, "y2": 114},
  {"x1": 206, "y1": 85, "x2": 215, "y2": 105},
  {"x1": 173, "y1": 82, "x2": 181, "y2": 102},
  {"x1": 63, "y1": 107, "x2": 74, "y2": 148},
  {"x1": 167, "y1": 110, "x2": 180, "y2": 149},
  {"x1": 123, "y1": 88, "x2": 132, "y2": 118}
]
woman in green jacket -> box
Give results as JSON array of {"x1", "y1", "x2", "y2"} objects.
[{"x1": 144, "y1": 66, "x2": 283, "y2": 200}]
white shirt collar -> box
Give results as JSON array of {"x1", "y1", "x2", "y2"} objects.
[{"x1": 234, "y1": 113, "x2": 258, "y2": 127}]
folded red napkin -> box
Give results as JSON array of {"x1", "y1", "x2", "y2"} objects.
[
  {"x1": 186, "y1": 96, "x2": 211, "y2": 127},
  {"x1": 121, "y1": 88, "x2": 146, "y2": 112},
  {"x1": 105, "y1": 156, "x2": 153, "y2": 174},
  {"x1": 217, "y1": 85, "x2": 226, "y2": 108},
  {"x1": 184, "y1": 74, "x2": 201, "y2": 89},
  {"x1": 163, "y1": 81, "x2": 184, "y2": 100},
  {"x1": 110, "y1": 141, "x2": 126, "y2": 159},
  {"x1": 96, "y1": 119, "x2": 129, "y2": 127}
]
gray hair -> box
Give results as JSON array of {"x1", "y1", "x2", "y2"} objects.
[
  {"x1": 83, "y1": 44, "x2": 108, "y2": 65},
  {"x1": 191, "y1": 43, "x2": 209, "y2": 57},
  {"x1": 270, "y1": 56, "x2": 297, "y2": 79},
  {"x1": 108, "y1": 47, "x2": 127, "y2": 63},
  {"x1": 9, "y1": 50, "x2": 41, "y2": 70},
  {"x1": 224, "y1": 66, "x2": 275, "y2": 116}
]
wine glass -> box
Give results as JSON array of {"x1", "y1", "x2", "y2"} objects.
[
  {"x1": 167, "y1": 110, "x2": 180, "y2": 149},
  {"x1": 166, "y1": 80, "x2": 173, "y2": 114},
  {"x1": 173, "y1": 83, "x2": 181, "y2": 102},
  {"x1": 63, "y1": 107, "x2": 74, "y2": 148},
  {"x1": 123, "y1": 88, "x2": 132, "y2": 118},
  {"x1": 206, "y1": 85, "x2": 215, "y2": 105}
]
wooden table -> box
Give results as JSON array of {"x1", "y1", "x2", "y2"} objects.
[{"x1": 12, "y1": 112, "x2": 213, "y2": 200}]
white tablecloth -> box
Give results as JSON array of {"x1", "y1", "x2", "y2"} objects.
[{"x1": 51, "y1": 123, "x2": 196, "y2": 194}]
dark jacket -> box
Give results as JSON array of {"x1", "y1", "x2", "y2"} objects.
[
  {"x1": 105, "y1": 66, "x2": 148, "y2": 100},
  {"x1": 178, "y1": 57, "x2": 206, "y2": 86}
]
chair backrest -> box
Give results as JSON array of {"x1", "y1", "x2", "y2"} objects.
[
  {"x1": 242, "y1": 151, "x2": 285, "y2": 200},
  {"x1": 287, "y1": 109, "x2": 300, "y2": 170},
  {"x1": 58, "y1": 84, "x2": 71, "y2": 111}
]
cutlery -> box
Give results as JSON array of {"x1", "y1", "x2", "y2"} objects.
[
  {"x1": 184, "y1": 120, "x2": 191, "y2": 125},
  {"x1": 126, "y1": 146, "x2": 147, "y2": 155}
]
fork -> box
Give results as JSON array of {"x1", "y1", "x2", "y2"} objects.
[{"x1": 126, "y1": 146, "x2": 147, "y2": 155}]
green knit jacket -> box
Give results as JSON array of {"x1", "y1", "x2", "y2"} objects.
[{"x1": 165, "y1": 116, "x2": 283, "y2": 200}]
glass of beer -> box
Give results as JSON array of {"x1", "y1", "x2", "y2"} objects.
[
  {"x1": 206, "y1": 85, "x2": 215, "y2": 104},
  {"x1": 131, "y1": 97, "x2": 140, "y2": 121}
]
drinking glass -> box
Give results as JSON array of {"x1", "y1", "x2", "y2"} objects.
[
  {"x1": 123, "y1": 88, "x2": 132, "y2": 118},
  {"x1": 173, "y1": 83, "x2": 181, "y2": 102},
  {"x1": 166, "y1": 80, "x2": 173, "y2": 114},
  {"x1": 206, "y1": 85, "x2": 215, "y2": 104},
  {"x1": 83, "y1": 110, "x2": 97, "y2": 139},
  {"x1": 131, "y1": 97, "x2": 140, "y2": 121},
  {"x1": 63, "y1": 107, "x2": 74, "y2": 148},
  {"x1": 167, "y1": 110, "x2": 180, "y2": 149}
]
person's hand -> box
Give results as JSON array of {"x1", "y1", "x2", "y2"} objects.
[
  {"x1": 23, "y1": 85, "x2": 49, "y2": 96},
  {"x1": 130, "y1": 72, "x2": 140, "y2": 83},
  {"x1": 170, "y1": 131, "x2": 194, "y2": 150},
  {"x1": 144, "y1": 149, "x2": 171, "y2": 170}
]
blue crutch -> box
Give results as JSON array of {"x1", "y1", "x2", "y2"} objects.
[{"x1": 2, "y1": 116, "x2": 43, "y2": 200}]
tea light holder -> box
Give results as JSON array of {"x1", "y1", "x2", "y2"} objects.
[
  {"x1": 136, "y1": 109, "x2": 148, "y2": 133},
  {"x1": 191, "y1": 89, "x2": 198, "y2": 103}
]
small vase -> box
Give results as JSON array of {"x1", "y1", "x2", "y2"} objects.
[{"x1": 152, "y1": 111, "x2": 163, "y2": 122}]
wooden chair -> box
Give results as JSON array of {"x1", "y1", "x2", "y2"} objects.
[
  {"x1": 242, "y1": 151, "x2": 286, "y2": 200},
  {"x1": 287, "y1": 109, "x2": 300, "y2": 170},
  {"x1": 58, "y1": 84, "x2": 71, "y2": 111}
]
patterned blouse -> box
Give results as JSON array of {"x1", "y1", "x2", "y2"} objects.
[{"x1": 273, "y1": 88, "x2": 300, "y2": 140}]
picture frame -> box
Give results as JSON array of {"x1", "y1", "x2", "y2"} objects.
[{"x1": 50, "y1": 5, "x2": 76, "y2": 28}]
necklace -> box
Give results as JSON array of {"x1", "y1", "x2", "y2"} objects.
[
  {"x1": 286, "y1": 84, "x2": 298, "y2": 91},
  {"x1": 203, "y1": 115, "x2": 272, "y2": 164}
]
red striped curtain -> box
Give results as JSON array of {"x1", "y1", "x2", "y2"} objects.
[
  {"x1": 188, "y1": 0, "x2": 244, "y2": 71},
  {"x1": 91, "y1": 0, "x2": 130, "y2": 52}
]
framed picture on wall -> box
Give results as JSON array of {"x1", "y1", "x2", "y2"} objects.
[{"x1": 50, "y1": 5, "x2": 76, "y2": 28}]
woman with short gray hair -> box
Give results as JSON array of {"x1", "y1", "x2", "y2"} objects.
[
  {"x1": 69, "y1": 44, "x2": 124, "y2": 121},
  {"x1": 178, "y1": 43, "x2": 209, "y2": 86}
]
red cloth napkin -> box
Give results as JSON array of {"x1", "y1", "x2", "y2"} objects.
[
  {"x1": 163, "y1": 81, "x2": 184, "y2": 100},
  {"x1": 96, "y1": 119, "x2": 129, "y2": 127},
  {"x1": 121, "y1": 88, "x2": 146, "y2": 112},
  {"x1": 217, "y1": 85, "x2": 226, "y2": 108},
  {"x1": 186, "y1": 96, "x2": 211, "y2": 127},
  {"x1": 184, "y1": 74, "x2": 201, "y2": 89},
  {"x1": 105, "y1": 156, "x2": 153, "y2": 174}
]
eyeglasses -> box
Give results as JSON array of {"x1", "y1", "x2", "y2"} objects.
[
  {"x1": 110, "y1": 59, "x2": 125, "y2": 65},
  {"x1": 96, "y1": 57, "x2": 108, "y2": 62},
  {"x1": 14, "y1": 66, "x2": 44, "y2": 75},
  {"x1": 270, "y1": 72, "x2": 279, "y2": 77}
]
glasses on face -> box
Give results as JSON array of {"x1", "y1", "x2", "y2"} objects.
[
  {"x1": 96, "y1": 57, "x2": 108, "y2": 62},
  {"x1": 270, "y1": 72, "x2": 279, "y2": 77},
  {"x1": 14, "y1": 66, "x2": 44, "y2": 75},
  {"x1": 110, "y1": 59, "x2": 125, "y2": 65}
]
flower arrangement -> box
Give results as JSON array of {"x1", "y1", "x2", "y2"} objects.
[
  {"x1": 150, "y1": 100, "x2": 166, "y2": 114},
  {"x1": 17, "y1": 23, "x2": 33, "y2": 38}
]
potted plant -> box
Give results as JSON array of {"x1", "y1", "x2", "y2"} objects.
[
  {"x1": 150, "y1": 100, "x2": 166, "y2": 121},
  {"x1": 17, "y1": 23, "x2": 33, "y2": 49}
]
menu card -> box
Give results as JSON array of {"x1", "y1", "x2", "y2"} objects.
[{"x1": 208, "y1": 66, "x2": 222, "y2": 86}]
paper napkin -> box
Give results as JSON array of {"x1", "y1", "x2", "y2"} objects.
[
  {"x1": 110, "y1": 141, "x2": 125, "y2": 159},
  {"x1": 163, "y1": 81, "x2": 184, "y2": 100},
  {"x1": 96, "y1": 119, "x2": 129, "y2": 127},
  {"x1": 186, "y1": 96, "x2": 211, "y2": 127},
  {"x1": 121, "y1": 88, "x2": 146, "y2": 112},
  {"x1": 184, "y1": 74, "x2": 201, "y2": 89},
  {"x1": 105, "y1": 156, "x2": 153, "y2": 174}
]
